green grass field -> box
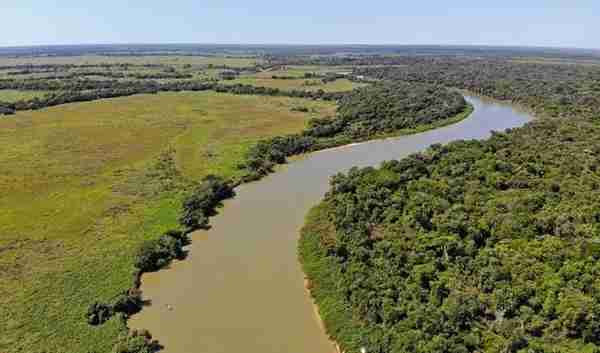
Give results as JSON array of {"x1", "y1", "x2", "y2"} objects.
[
  {"x1": 0, "y1": 92, "x2": 335, "y2": 353},
  {"x1": 0, "y1": 89, "x2": 50, "y2": 102}
]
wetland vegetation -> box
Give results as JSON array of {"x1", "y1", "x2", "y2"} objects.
[{"x1": 0, "y1": 89, "x2": 335, "y2": 353}]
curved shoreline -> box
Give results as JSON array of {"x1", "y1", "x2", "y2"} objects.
[
  {"x1": 299, "y1": 98, "x2": 538, "y2": 353},
  {"x1": 288, "y1": 103, "x2": 474, "y2": 160},
  {"x1": 129, "y1": 95, "x2": 534, "y2": 353}
]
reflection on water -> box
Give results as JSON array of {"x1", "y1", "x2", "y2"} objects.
[{"x1": 129, "y1": 96, "x2": 533, "y2": 353}]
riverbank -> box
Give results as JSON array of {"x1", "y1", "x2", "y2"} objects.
[
  {"x1": 17, "y1": 81, "x2": 467, "y2": 353},
  {"x1": 125, "y1": 96, "x2": 474, "y2": 350},
  {"x1": 0, "y1": 92, "x2": 336, "y2": 353},
  {"x1": 299, "y1": 202, "x2": 365, "y2": 353},
  {"x1": 303, "y1": 103, "x2": 474, "y2": 156},
  {"x1": 130, "y1": 95, "x2": 534, "y2": 353},
  {"x1": 304, "y1": 277, "x2": 344, "y2": 353},
  {"x1": 298, "y1": 94, "x2": 600, "y2": 350},
  {"x1": 298, "y1": 95, "x2": 542, "y2": 353}
]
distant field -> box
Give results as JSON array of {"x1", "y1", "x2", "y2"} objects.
[
  {"x1": 0, "y1": 55, "x2": 260, "y2": 68},
  {"x1": 226, "y1": 76, "x2": 366, "y2": 92},
  {"x1": 256, "y1": 65, "x2": 356, "y2": 78},
  {"x1": 0, "y1": 89, "x2": 49, "y2": 102},
  {"x1": 0, "y1": 67, "x2": 206, "y2": 82},
  {"x1": 510, "y1": 57, "x2": 600, "y2": 66},
  {"x1": 0, "y1": 92, "x2": 335, "y2": 353},
  {"x1": 221, "y1": 65, "x2": 367, "y2": 92},
  {"x1": 0, "y1": 55, "x2": 260, "y2": 88}
]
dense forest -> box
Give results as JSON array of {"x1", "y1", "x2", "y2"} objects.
[
  {"x1": 330, "y1": 81, "x2": 466, "y2": 138},
  {"x1": 353, "y1": 57, "x2": 600, "y2": 122},
  {"x1": 301, "y1": 117, "x2": 600, "y2": 353},
  {"x1": 300, "y1": 59, "x2": 600, "y2": 353}
]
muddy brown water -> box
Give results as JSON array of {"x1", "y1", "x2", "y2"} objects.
[{"x1": 129, "y1": 96, "x2": 534, "y2": 353}]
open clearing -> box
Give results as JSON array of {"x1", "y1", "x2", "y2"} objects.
[{"x1": 0, "y1": 91, "x2": 335, "y2": 353}]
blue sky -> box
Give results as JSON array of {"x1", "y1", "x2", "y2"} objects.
[{"x1": 1, "y1": 0, "x2": 598, "y2": 48}]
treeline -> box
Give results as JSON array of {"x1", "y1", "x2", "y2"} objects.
[
  {"x1": 128, "y1": 71, "x2": 193, "y2": 80},
  {"x1": 354, "y1": 57, "x2": 600, "y2": 121},
  {"x1": 6, "y1": 70, "x2": 193, "y2": 80},
  {"x1": 0, "y1": 77, "x2": 158, "y2": 91},
  {"x1": 178, "y1": 175, "x2": 236, "y2": 231},
  {"x1": 334, "y1": 81, "x2": 466, "y2": 137},
  {"x1": 300, "y1": 109, "x2": 600, "y2": 352},
  {"x1": 0, "y1": 80, "x2": 346, "y2": 115},
  {"x1": 240, "y1": 134, "x2": 318, "y2": 180},
  {"x1": 269, "y1": 49, "x2": 600, "y2": 66},
  {"x1": 239, "y1": 82, "x2": 468, "y2": 180},
  {"x1": 86, "y1": 229, "x2": 190, "y2": 327},
  {"x1": 270, "y1": 72, "x2": 346, "y2": 83},
  {"x1": 0, "y1": 89, "x2": 154, "y2": 114},
  {"x1": 87, "y1": 175, "x2": 234, "y2": 352},
  {"x1": 321, "y1": 73, "x2": 348, "y2": 83},
  {"x1": 271, "y1": 74, "x2": 299, "y2": 80},
  {"x1": 211, "y1": 83, "x2": 345, "y2": 101},
  {"x1": 208, "y1": 64, "x2": 261, "y2": 75},
  {"x1": 0, "y1": 62, "x2": 167, "y2": 71},
  {"x1": 6, "y1": 68, "x2": 59, "y2": 76}
]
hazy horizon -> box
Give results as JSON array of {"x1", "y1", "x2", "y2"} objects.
[
  {"x1": 2, "y1": 1, "x2": 598, "y2": 49},
  {"x1": 0, "y1": 43, "x2": 599, "y2": 51}
]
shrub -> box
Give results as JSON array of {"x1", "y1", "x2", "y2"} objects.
[
  {"x1": 112, "y1": 288, "x2": 144, "y2": 316},
  {"x1": 134, "y1": 230, "x2": 188, "y2": 273},
  {"x1": 86, "y1": 302, "x2": 112, "y2": 326},
  {"x1": 241, "y1": 135, "x2": 316, "y2": 177},
  {"x1": 0, "y1": 105, "x2": 15, "y2": 115},
  {"x1": 179, "y1": 176, "x2": 235, "y2": 231},
  {"x1": 291, "y1": 106, "x2": 310, "y2": 112},
  {"x1": 113, "y1": 330, "x2": 160, "y2": 353}
]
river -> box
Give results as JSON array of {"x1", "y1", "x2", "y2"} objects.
[{"x1": 129, "y1": 96, "x2": 534, "y2": 353}]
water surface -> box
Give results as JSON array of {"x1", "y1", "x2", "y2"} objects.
[{"x1": 130, "y1": 96, "x2": 533, "y2": 353}]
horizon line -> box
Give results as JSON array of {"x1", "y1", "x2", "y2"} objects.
[{"x1": 0, "y1": 42, "x2": 598, "y2": 52}]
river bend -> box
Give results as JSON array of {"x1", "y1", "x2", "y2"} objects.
[{"x1": 129, "y1": 96, "x2": 534, "y2": 353}]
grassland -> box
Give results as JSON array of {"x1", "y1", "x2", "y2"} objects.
[
  {"x1": 0, "y1": 89, "x2": 50, "y2": 102},
  {"x1": 0, "y1": 92, "x2": 335, "y2": 353}
]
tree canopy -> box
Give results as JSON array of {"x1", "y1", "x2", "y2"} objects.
[{"x1": 301, "y1": 116, "x2": 600, "y2": 353}]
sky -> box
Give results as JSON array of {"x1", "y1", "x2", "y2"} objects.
[{"x1": 1, "y1": 0, "x2": 598, "y2": 49}]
